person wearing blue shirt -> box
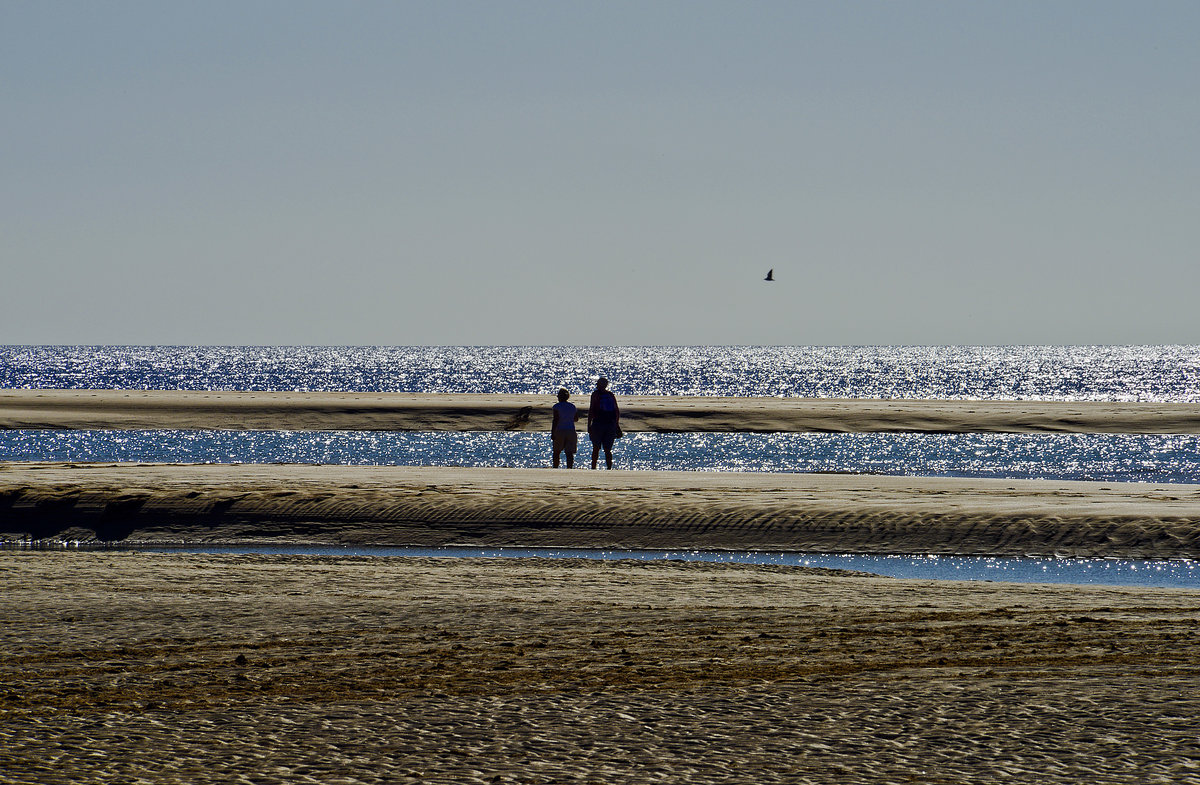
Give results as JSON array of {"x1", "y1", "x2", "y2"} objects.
[{"x1": 551, "y1": 388, "x2": 579, "y2": 468}]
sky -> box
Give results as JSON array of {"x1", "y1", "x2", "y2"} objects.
[{"x1": 3, "y1": 1, "x2": 1198, "y2": 346}]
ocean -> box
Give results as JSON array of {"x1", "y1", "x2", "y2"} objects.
[
  {"x1": 6, "y1": 344, "x2": 1200, "y2": 399},
  {"x1": 3, "y1": 345, "x2": 1200, "y2": 484}
]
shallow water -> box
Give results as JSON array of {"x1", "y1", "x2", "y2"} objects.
[
  {"x1": 14, "y1": 543, "x2": 1196, "y2": 589},
  {"x1": 4, "y1": 429, "x2": 1199, "y2": 484}
]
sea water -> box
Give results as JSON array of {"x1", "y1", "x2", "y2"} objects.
[
  {"x1": 5, "y1": 345, "x2": 1200, "y2": 399},
  {"x1": 3, "y1": 345, "x2": 1200, "y2": 483}
]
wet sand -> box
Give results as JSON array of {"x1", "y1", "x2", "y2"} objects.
[
  {"x1": 4, "y1": 462, "x2": 1200, "y2": 558},
  {"x1": 2, "y1": 552, "x2": 1199, "y2": 784},
  {"x1": 5, "y1": 388, "x2": 1200, "y2": 433}
]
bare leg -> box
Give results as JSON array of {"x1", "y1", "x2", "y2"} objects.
[
  {"x1": 591, "y1": 443, "x2": 600, "y2": 470},
  {"x1": 604, "y1": 447, "x2": 613, "y2": 469}
]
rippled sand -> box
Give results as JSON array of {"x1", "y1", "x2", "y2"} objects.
[
  {"x1": 5, "y1": 463, "x2": 1200, "y2": 558},
  {"x1": 3, "y1": 553, "x2": 1199, "y2": 784}
]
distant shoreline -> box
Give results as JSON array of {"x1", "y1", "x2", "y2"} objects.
[{"x1": 4, "y1": 389, "x2": 1200, "y2": 433}]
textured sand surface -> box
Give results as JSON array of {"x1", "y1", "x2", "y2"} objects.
[
  {"x1": 4, "y1": 462, "x2": 1200, "y2": 558},
  {"x1": 2, "y1": 553, "x2": 1199, "y2": 784},
  {"x1": 4, "y1": 389, "x2": 1200, "y2": 433}
]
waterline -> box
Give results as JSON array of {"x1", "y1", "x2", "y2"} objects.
[{"x1": 11, "y1": 542, "x2": 1198, "y2": 589}]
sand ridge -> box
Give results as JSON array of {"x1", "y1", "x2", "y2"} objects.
[
  {"x1": 4, "y1": 462, "x2": 1200, "y2": 558},
  {"x1": 2, "y1": 552, "x2": 1199, "y2": 784},
  {"x1": 4, "y1": 388, "x2": 1200, "y2": 433}
]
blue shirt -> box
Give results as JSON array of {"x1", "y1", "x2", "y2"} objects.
[{"x1": 552, "y1": 401, "x2": 577, "y2": 431}]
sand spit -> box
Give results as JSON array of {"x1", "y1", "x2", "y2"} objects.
[
  {"x1": 4, "y1": 389, "x2": 1200, "y2": 433},
  {"x1": 2, "y1": 552, "x2": 1199, "y2": 784},
  {"x1": 4, "y1": 462, "x2": 1200, "y2": 558}
]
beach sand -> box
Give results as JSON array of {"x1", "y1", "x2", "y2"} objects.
[
  {"x1": 4, "y1": 462, "x2": 1200, "y2": 558},
  {"x1": 4, "y1": 388, "x2": 1200, "y2": 433},
  {"x1": 2, "y1": 552, "x2": 1199, "y2": 784},
  {"x1": 5, "y1": 392, "x2": 1200, "y2": 783}
]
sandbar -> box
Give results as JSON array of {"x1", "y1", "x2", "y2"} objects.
[
  {"x1": 4, "y1": 388, "x2": 1200, "y2": 433},
  {"x1": 4, "y1": 462, "x2": 1200, "y2": 558}
]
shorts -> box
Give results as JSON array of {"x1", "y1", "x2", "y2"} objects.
[
  {"x1": 553, "y1": 429, "x2": 577, "y2": 454},
  {"x1": 588, "y1": 420, "x2": 618, "y2": 451}
]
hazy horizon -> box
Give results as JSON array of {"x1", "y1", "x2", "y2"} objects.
[{"x1": 5, "y1": 2, "x2": 1198, "y2": 346}]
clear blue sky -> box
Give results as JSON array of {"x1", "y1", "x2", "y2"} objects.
[{"x1": 3, "y1": 1, "x2": 1198, "y2": 345}]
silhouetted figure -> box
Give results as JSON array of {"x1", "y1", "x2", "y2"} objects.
[
  {"x1": 551, "y1": 388, "x2": 578, "y2": 468},
  {"x1": 588, "y1": 377, "x2": 620, "y2": 470},
  {"x1": 764, "y1": 269, "x2": 775, "y2": 281}
]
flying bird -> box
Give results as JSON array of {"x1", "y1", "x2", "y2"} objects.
[{"x1": 764, "y1": 269, "x2": 774, "y2": 282}]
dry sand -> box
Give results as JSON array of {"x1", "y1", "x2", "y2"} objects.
[
  {"x1": 2, "y1": 552, "x2": 1199, "y2": 784},
  {"x1": 5, "y1": 388, "x2": 1200, "y2": 433},
  {"x1": 4, "y1": 462, "x2": 1200, "y2": 558}
]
